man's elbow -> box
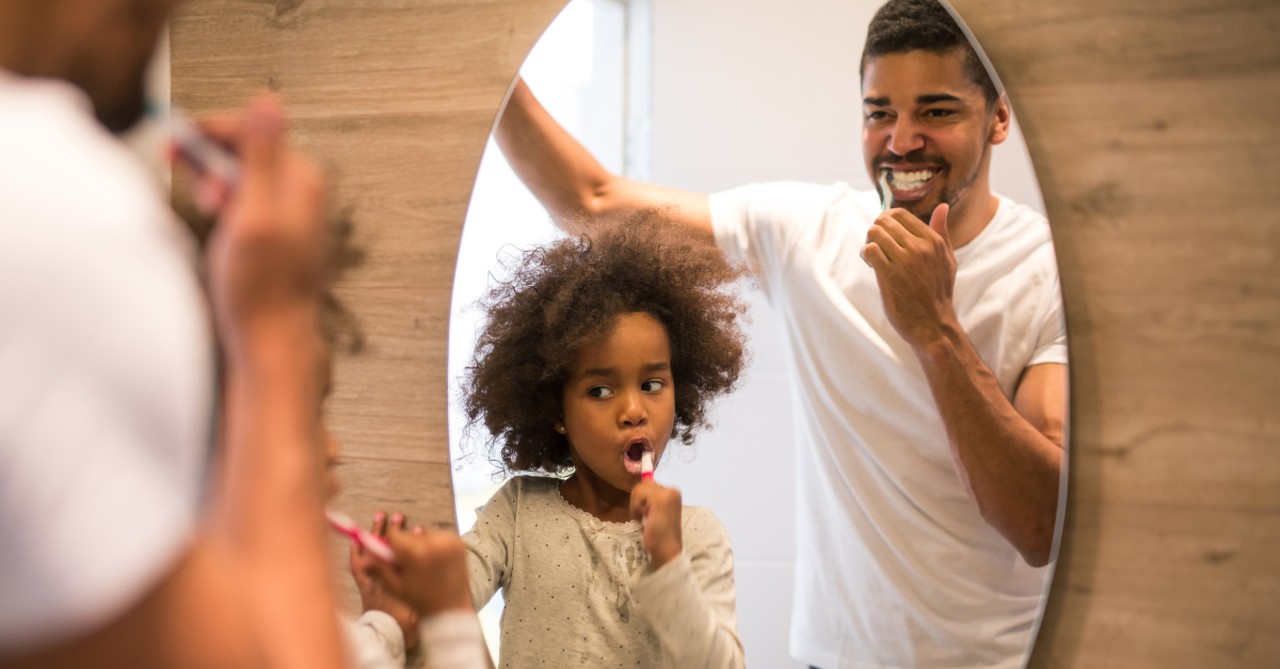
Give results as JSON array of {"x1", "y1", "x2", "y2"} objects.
[
  {"x1": 578, "y1": 191, "x2": 611, "y2": 219},
  {"x1": 547, "y1": 183, "x2": 617, "y2": 232},
  {"x1": 1020, "y1": 543, "x2": 1052, "y2": 568},
  {"x1": 1014, "y1": 523, "x2": 1056, "y2": 568},
  {"x1": 978, "y1": 503, "x2": 1056, "y2": 568}
]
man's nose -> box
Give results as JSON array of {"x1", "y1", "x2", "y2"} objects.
[{"x1": 887, "y1": 117, "x2": 925, "y2": 156}]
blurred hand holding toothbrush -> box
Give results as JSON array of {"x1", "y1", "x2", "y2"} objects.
[{"x1": 355, "y1": 512, "x2": 476, "y2": 619}]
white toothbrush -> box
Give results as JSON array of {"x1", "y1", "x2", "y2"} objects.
[
  {"x1": 879, "y1": 170, "x2": 893, "y2": 212},
  {"x1": 163, "y1": 105, "x2": 242, "y2": 189}
]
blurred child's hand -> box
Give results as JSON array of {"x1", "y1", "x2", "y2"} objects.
[
  {"x1": 364, "y1": 514, "x2": 475, "y2": 618},
  {"x1": 349, "y1": 512, "x2": 419, "y2": 651},
  {"x1": 630, "y1": 479, "x2": 683, "y2": 568}
]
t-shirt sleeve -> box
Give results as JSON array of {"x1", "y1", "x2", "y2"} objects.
[
  {"x1": 709, "y1": 181, "x2": 844, "y2": 302},
  {"x1": 1028, "y1": 251, "x2": 1069, "y2": 368},
  {"x1": 630, "y1": 507, "x2": 744, "y2": 668},
  {"x1": 461, "y1": 478, "x2": 520, "y2": 611}
]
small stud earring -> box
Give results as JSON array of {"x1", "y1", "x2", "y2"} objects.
[{"x1": 555, "y1": 425, "x2": 566, "y2": 434}]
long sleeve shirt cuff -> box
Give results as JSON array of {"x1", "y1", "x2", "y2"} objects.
[{"x1": 419, "y1": 610, "x2": 489, "y2": 669}]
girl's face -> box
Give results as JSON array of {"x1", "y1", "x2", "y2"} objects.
[{"x1": 558, "y1": 311, "x2": 676, "y2": 494}]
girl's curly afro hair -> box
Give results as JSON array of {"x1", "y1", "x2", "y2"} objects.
[{"x1": 461, "y1": 211, "x2": 750, "y2": 475}]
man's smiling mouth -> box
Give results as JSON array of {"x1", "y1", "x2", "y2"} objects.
[{"x1": 883, "y1": 167, "x2": 939, "y2": 197}]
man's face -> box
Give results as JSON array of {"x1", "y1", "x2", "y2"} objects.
[
  {"x1": 66, "y1": 0, "x2": 178, "y2": 133},
  {"x1": 861, "y1": 48, "x2": 1008, "y2": 222}
]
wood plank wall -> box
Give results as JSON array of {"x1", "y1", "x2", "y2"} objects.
[
  {"x1": 172, "y1": 0, "x2": 1280, "y2": 665},
  {"x1": 950, "y1": 0, "x2": 1280, "y2": 667},
  {"x1": 170, "y1": 0, "x2": 567, "y2": 613}
]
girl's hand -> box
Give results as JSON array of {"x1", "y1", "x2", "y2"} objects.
[
  {"x1": 349, "y1": 512, "x2": 419, "y2": 651},
  {"x1": 362, "y1": 514, "x2": 474, "y2": 618},
  {"x1": 630, "y1": 479, "x2": 683, "y2": 568}
]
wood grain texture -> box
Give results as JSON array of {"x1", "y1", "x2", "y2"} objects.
[
  {"x1": 170, "y1": 0, "x2": 568, "y2": 615},
  {"x1": 949, "y1": 0, "x2": 1280, "y2": 666}
]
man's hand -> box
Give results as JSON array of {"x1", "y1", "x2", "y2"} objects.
[
  {"x1": 187, "y1": 94, "x2": 331, "y2": 360},
  {"x1": 175, "y1": 94, "x2": 346, "y2": 669},
  {"x1": 861, "y1": 203, "x2": 959, "y2": 350}
]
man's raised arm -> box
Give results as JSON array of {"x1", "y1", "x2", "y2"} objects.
[{"x1": 495, "y1": 78, "x2": 713, "y2": 239}]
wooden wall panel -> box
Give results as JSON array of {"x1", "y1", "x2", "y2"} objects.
[
  {"x1": 170, "y1": 0, "x2": 568, "y2": 615},
  {"x1": 172, "y1": 0, "x2": 1280, "y2": 665},
  {"x1": 950, "y1": 0, "x2": 1280, "y2": 667}
]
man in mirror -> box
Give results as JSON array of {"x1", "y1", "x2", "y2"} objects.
[{"x1": 492, "y1": 0, "x2": 1068, "y2": 666}]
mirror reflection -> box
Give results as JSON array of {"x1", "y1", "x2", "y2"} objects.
[{"x1": 450, "y1": 0, "x2": 1067, "y2": 667}]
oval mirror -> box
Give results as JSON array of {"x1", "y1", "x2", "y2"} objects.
[{"x1": 449, "y1": 1, "x2": 1067, "y2": 667}]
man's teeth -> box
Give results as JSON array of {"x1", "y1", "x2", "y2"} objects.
[{"x1": 889, "y1": 170, "x2": 935, "y2": 191}]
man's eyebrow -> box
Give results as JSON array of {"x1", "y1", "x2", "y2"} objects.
[
  {"x1": 918, "y1": 93, "x2": 963, "y2": 104},
  {"x1": 863, "y1": 93, "x2": 965, "y2": 106}
]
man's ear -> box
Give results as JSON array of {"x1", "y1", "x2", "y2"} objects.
[{"x1": 988, "y1": 94, "x2": 1012, "y2": 145}]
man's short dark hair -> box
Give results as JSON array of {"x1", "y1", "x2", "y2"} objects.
[{"x1": 860, "y1": 0, "x2": 1000, "y2": 106}]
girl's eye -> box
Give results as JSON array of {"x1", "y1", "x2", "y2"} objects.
[
  {"x1": 587, "y1": 386, "x2": 614, "y2": 399},
  {"x1": 641, "y1": 379, "x2": 665, "y2": 393}
]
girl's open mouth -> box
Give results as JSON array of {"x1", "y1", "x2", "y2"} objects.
[{"x1": 623, "y1": 439, "x2": 653, "y2": 475}]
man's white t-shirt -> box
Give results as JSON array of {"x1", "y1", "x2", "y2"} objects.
[
  {"x1": 710, "y1": 181, "x2": 1067, "y2": 669},
  {"x1": 0, "y1": 71, "x2": 214, "y2": 653}
]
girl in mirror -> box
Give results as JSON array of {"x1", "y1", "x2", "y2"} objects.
[{"x1": 457, "y1": 214, "x2": 749, "y2": 668}]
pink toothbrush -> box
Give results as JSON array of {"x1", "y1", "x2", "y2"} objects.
[{"x1": 326, "y1": 509, "x2": 396, "y2": 563}]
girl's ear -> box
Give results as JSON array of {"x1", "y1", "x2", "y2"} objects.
[{"x1": 554, "y1": 420, "x2": 566, "y2": 434}]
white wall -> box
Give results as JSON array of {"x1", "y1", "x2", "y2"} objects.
[{"x1": 644, "y1": 1, "x2": 1045, "y2": 667}]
